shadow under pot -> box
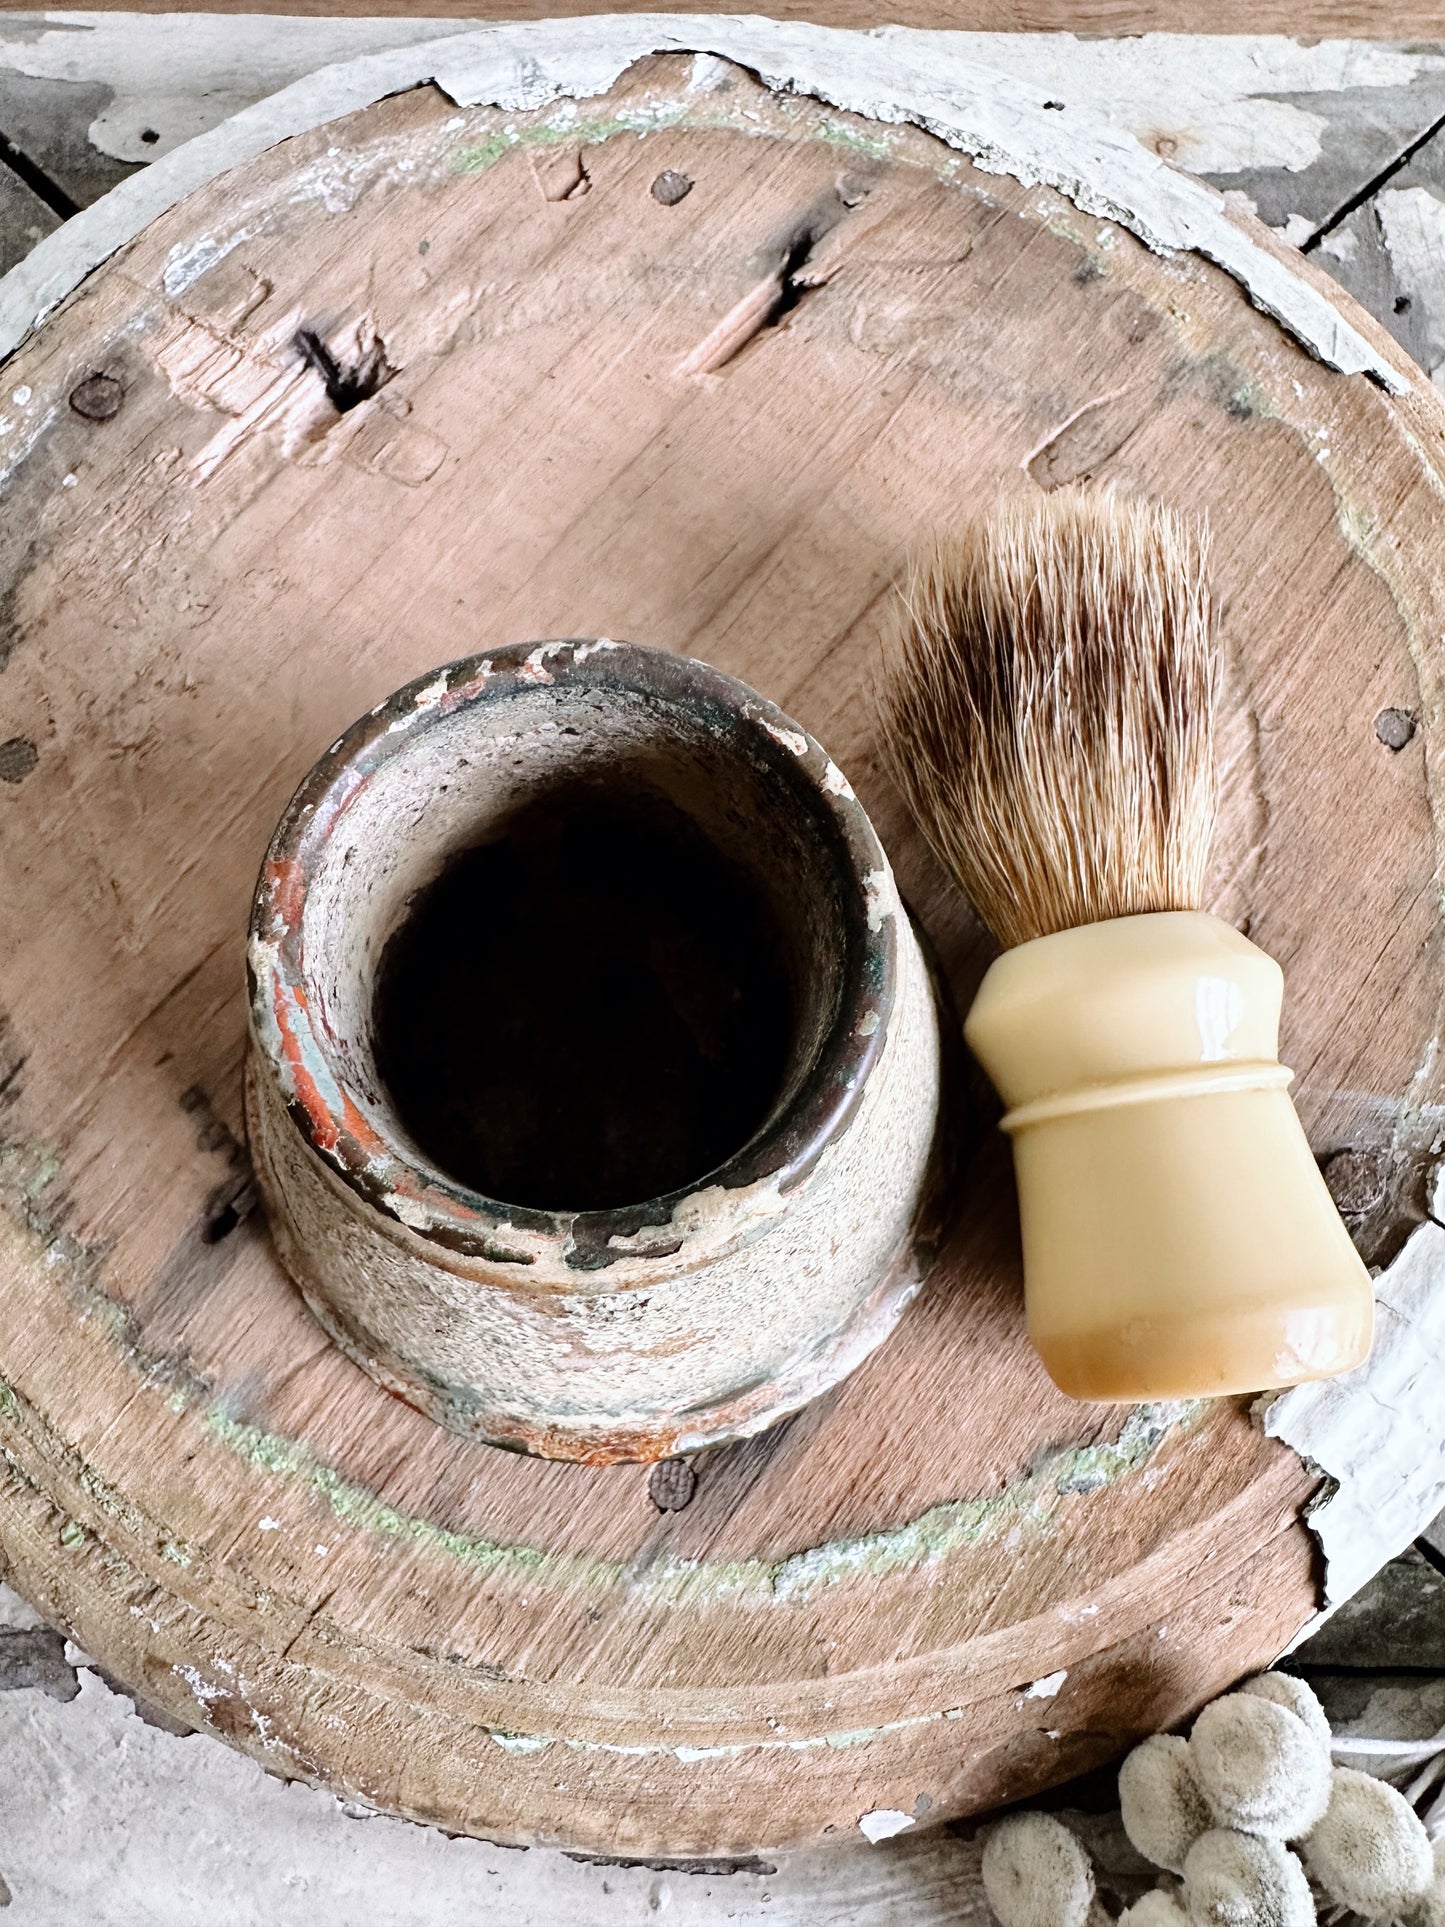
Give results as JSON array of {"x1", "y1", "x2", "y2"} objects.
[{"x1": 245, "y1": 639, "x2": 944, "y2": 1463}]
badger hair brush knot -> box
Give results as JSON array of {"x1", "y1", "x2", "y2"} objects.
[{"x1": 879, "y1": 486, "x2": 1218, "y2": 951}]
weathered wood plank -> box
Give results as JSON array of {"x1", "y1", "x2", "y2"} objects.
[
  {"x1": 0, "y1": 155, "x2": 55, "y2": 274},
  {"x1": 7, "y1": 17, "x2": 1445, "y2": 371},
  {"x1": 1290, "y1": 1551, "x2": 1445, "y2": 1671},
  {"x1": 2, "y1": 19, "x2": 1445, "y2": 243},
  {"x1": 1314, "y1": 145, "x2": 1445, "y2": 386},
  {"x1": 0, "y1": 0, "x2": 1442, "y2": 34},
  {"x1": 0, "y1": 68, "x2": 135, "y2": 208}
]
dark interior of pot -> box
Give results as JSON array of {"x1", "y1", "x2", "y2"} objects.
[
  {"x1": 374, "y1": 772, "x2": 799, "y2": 1212},
  {"x1": 301, "y1": 670, "x2": 865, "y2": 1216}
]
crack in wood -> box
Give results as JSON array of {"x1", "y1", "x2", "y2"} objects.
[
  {"x1": 676, "y1": 187, "x2": 861, "y2": 377},
  {"x1": 293, "y1": 325, "x2": 396, "y2": 414}
]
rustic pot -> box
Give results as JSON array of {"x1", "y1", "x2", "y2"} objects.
[{"x1": 246, "y1": 639, "x2": 943, "y2": 1463}]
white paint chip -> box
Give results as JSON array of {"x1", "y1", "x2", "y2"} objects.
[
  {"x1": 1376, "y1": 186, "x2": 1445, "y2": 382},
  {"x1": 1021, "y1": 1669, "x2": 1068, "y2": 1700},
  {"x1": 858, "y1": 1808, "x2": 916, "y2": 1843},
  {"x1": 1267, "y1": 1215, "x2": 1445, "y2": 1620}
]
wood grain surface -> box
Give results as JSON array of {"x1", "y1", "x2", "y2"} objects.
[
  {"x1": 0, "y1": 54, "x2": 1441, "y2": 1856},
  {"x1": 1, "y1": 2, "x2": 1442, "y2": 36}
]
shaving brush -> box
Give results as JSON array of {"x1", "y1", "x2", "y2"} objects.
[{"x1": 881, "y1": 488, "x2": 1374, "y2": 1401}]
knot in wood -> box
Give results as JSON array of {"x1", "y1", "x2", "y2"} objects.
[
  {"x1": 68, "y1": 373, "x2": 125, "y2": 421},
  {"x1": 1323, "y1": 1149, "x2": 1387, "y2": 1217}
]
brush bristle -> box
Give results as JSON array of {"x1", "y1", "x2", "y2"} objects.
[{"x1": 879, "y1": 487, "x2": 1218, "y2": 951}]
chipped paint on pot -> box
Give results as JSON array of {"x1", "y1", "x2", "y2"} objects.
[{"x1": 246, "y1": 639, "x2": 943, "y2": 1463}]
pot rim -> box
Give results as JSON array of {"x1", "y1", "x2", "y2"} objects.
[{"x1": 246, "y1": 638, "x2": 897, "y2": 1275}]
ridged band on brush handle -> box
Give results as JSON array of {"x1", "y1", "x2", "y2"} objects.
[{"x1": 1000, "y1": 1061, "x2": 1295, "y2": 1132}]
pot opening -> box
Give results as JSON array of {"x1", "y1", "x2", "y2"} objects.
[
  {"x1": 373, "y1": 773, "x2": 796, "y2": 1212},
  {"x1": 292, "y1": 656, "x2": 862, "y2": 1220}
]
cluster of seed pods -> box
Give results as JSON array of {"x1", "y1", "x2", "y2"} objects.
[{"x1": 981, "y1": 1674, "x2": 1445, "y2": 1927}]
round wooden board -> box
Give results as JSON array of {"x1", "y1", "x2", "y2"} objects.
[{"x1": 0, "y1": 53, "x2": 1442, "y2": 1858}]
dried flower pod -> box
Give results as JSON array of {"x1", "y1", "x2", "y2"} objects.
[
  {"x1": 1302, "y1": 1767, "x2": 1433, "y2": 1917},
  {"x1": 1122, "y1": 1735, "x2": 1214, "y2": 1872},
  {"x1": 982, "y1": 1813, "x2": 1096, "y2": 1927},
  {"x1": 1190, "y1": 1694, "x2": 1331, "y2": 1838},
  {"x1": 1183, "y1": 1829, "x2": 1314, "y2": 1927},
  {"x1": 1237, "y1": 1675, "x2": 1331, "y2": 1755},
  {"x1": 1121, "y1": 1888, "x2": 1193, "y2": 1927},
  {"x1": 1406, "y1": 1836, "x2": 1445, "y2": 1927}
]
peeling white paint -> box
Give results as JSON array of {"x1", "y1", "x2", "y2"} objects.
[
  {"x1": 516, "y1": 646, "x2": 558, "y2": 685},
  {"x1": 0, "y1": 17, "x2": 1406, "y2": 387},
  {"x1": 1265, "y1": 1201, "x2": 1445, "y2": 1615},
  {"x1": 1376, "y1": 186, "x2": 1445, "y2": 389},
  {"x1": 916, "y1": 35, "x2": 1445, "y2": 179},
  {"x1": 0, "y1": 13, "x2": 466, "y2": 163},
  {"x1": 858, "y1": 1808, "x2": 916, "y2": 1843},
  {"x1": 762, "y1": 721, "x2": 810, "y2": 758},
  {"x1": 864, "y1": 870, "x2": 892, "y2": 932},
  {"x1": 1021, "y1": 1669, "x2": 1068, "y2": 1700},
  {"x1": 162, "y1": 230, "x2": 252, "y2": 300},
  {"x1": 411, "y1": 674, "x2": 450, "y2": 711}
]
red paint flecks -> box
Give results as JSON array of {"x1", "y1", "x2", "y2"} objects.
[
  {"x1": 264, "y1": 857, "x2": 307, "y2": 933},
  {"x1": 340, "y1": 1090, "x2": 385, "y2": 1160},
  {"x1": 272, "y1": 980, "x2": 340, "y2": 1154}
]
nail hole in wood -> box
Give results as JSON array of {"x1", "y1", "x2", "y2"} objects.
[
  {"x1": 651, "y1": 170, "x2": 693, "y2": 206},
  {"x1": 202, "y1": 1177, "x2": 258, "y2": 1245},
  {"x1": 0, "y1": 738, "x2": 38, "y2": 785},
  {"x1": 1375, "y1": 707, "x2": 1416, "y2": 751},
  {"x1": 140, "y1": 128, "x2": 159, "y2": 146}
]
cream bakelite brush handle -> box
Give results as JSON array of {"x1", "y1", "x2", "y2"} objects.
[{"x1": 964, "y1": 909, "x2": 1375, "y2": 1401}]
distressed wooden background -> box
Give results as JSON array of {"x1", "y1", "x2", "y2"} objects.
[
  {"x1": 0, "y1": 18, "x2": 1444, "y2": 1927},
  {"x1": 0, "y1": 3, "x2": 1443, "y2": 37}
]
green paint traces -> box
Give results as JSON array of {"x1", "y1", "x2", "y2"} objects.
[
  {"x1": 207, "y1": 1413, "x2": 581, "y2": 1586},
  {"x1": 0, "y1": 1133, "x2": 1201, "y2": 1616},
  {"x1": 453, "y1": 104, "x2": 690, "y2": 175},
  {"x1": 203, "y1": 1400, "x2": 1199, "y2": 1604},
  {"x1": 1229, "y1": 378, "x2": 1277, "y2": 422},
  {"x1": 769, "y1": 1402, "x2": 1202, "y2": 1598},
  {"x1": 450, "y1": 96, "x2": 895, "y2": 181},
  {"x1": 811, "y1": 119, "x2": 893, "y2": 161}
]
